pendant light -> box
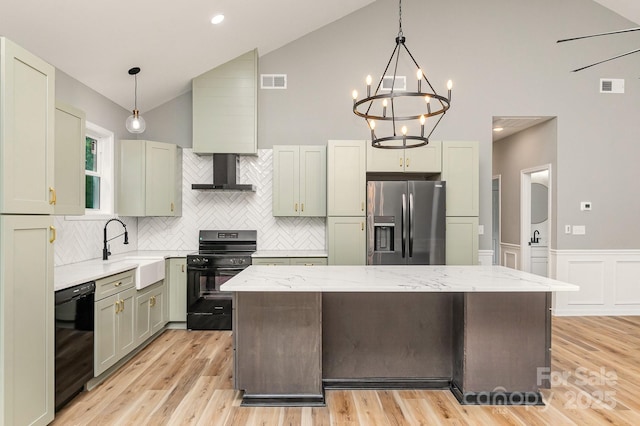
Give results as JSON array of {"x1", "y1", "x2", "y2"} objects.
[
  {"x1": 352, "y1": 0, "x2": 452, "y2": 149},
  {"x1": 125, "y1": 67, "x2": 146, "y2": 134}
]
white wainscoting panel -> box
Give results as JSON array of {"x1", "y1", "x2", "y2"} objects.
[
  {"x1": 137, "y1": 149, "x2": 326, "y2": 252},
  {"x1": 478, "y1": 250, "x2": 494, "y2": 266},
  {"x1": 500, "y1": 243, "x2": 520, "y2": 270},
  {"x1": 553, "y1": 249, "x2": 640, "y2": 316}
]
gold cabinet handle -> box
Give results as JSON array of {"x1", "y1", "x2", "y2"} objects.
[
  {"x1": 150, "y1": 296, "x2": 156, "y2": 307},
  {"x1": 171, "y1": 202, "x2": 174, "y2": 212},
  {"x1": 115, "y1": 281, "x2": 122, "y2": 287},
  {"x1": 120, "y1": 300, "x2": 124, "y2": 312},
  {"x1": 399, "y1": 157, "x2": 403, "y2": 168},
  {"x1": 301, "y1": 203, "x2": 304, "y2": 212},
  {"x1": 49, "y1": 187, "x2": 56, "y2": 205},
  {"x1": 49, "y1": 225, "x2": 56, "y2": 243},
  {"x1": 361, "y1": 222, "x2": 364, "y2": 231},
  {"x1": 406, "y1": 157, "x2": 410, "y2": 168},
  {"x1": 294, "y1": 203, "x2": 298, "y2": 212},
  {"x1": 115, "y1": 301, "x2": 121, "y2": 314},
  {"x1": 361, "y1": 201, "x2": 364, "y2": 212},
  {"x1": 181, "y1": 264, "x2": 185, "y2": 273}
]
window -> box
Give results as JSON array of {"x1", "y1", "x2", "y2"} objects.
[{"x1": 84, "y1": 121, "x2": 114, "y2": 216}]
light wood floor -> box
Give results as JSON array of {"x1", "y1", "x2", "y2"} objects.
[{"x1": 53, "y1": 316, "x2": 640, "y2": 425}]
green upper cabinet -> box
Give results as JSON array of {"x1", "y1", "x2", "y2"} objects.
[
  {"x1": 118, "y1": 140, "x2": 182, "y2": 217},
  {"x1": 272, "y1": 145, "x2": 326, "y2": 217},
  {"x1": 441, "y1": 141, "x2": 479, "y2": 217},
  {"x1": 327, "y1": 140, "x2": 367, "y2": 217},
  {"x1": 54, "y1": 101, "x2": 86, "y2": 215},
  {"x1": 192, "y1": 49, "x2": 258, "y2": 154},
  {"x1": 366, "y1": 141, "x2": 442, "y2": 173},
  {"x1": 0, "y1": 37, "x2": 55, "y2": 215}
]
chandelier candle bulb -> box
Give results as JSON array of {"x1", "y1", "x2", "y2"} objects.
[
  {"x1": 417, "y1": 69, "x2": 423, "y2": 92},
  {"x1": 420, "y1": 115, "x2": 426, "y2": 137},
  {"x1": 447, "y1": 80, "x2": 453, "y2": 101},
  {"x1": 369, "y1": 120, "x2": 376, "y2": 140},
  {"x1": 383, "y1": 99, "x2": 388, "y2": 117},
  {"x1": 425, "y1": 96, "x2": 431, "y2": 114},
  {"x1": 352, "y1": 90, "x2": 358, "y2": 105},
  {"x1": 366, "y1": 75, "x2": 372, "y2": 97}
]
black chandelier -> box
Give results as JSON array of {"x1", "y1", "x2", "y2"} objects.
[{"x1": 352, "y1": 0, "x2": 452, "y2": 149}]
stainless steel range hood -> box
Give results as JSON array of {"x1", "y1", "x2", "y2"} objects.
[{"x1": 192, "y1": 154, "x2": 255, "y2": 191}]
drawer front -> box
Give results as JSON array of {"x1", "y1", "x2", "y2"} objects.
[
  {"x1": 290, "y1": 257, "x2": 328, "y2": 266},
  {"x1": 251, "y1": 258, "x2": 291, "y2": 266},
  {"x1": 95, "y1": 269, "x2": 136, "y2": 300}
]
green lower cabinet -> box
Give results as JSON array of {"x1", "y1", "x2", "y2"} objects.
[
  {"x1": 167, "y1": 258, "x2": 187, "y2": 322},
  {"x1": 252, "y1": 257, "x2": 328, "y2": 266},
  {"x1": 327, "y1": 217, "x2": 366, "y2": 265},
  {"x1": 94, "y1": 285, "x2": 136, "y2": 376},
  {"x1": 136, "y1": 281, "x2": 167, "y2": 346},
  {"x1": 446, "y1": 216, "x2": 479, "y2": 265}
]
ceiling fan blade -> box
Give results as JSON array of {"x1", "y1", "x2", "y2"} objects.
[
  {"x1": 571, "y1": 48, "x2": 640, "y2": 72},
  {"x1": 557, "y1": 27, "x2": 640, "y2": 43}
]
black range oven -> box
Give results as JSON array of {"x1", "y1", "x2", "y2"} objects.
[{"x1": 187, "y1": 230, "x2": 256, "y2": 330}]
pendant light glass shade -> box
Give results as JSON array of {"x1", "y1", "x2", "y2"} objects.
[
  {"x1": 125, "y1": 109, "x2": 146, "y2": 133},
  {"x1": 126, "y1": 67, "x2": 146, "y2": 134}
]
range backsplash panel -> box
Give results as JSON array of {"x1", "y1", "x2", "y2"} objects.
[{"x1": 137, "y1": 149, "x2": 326, "y2": 252}]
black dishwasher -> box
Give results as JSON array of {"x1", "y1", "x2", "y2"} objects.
[{"x1": 54, "y1": 281, "x2": 95, "y2": 411}]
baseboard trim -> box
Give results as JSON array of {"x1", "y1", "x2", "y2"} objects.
[
  {"x1": 450, "y1": 382, "x2": 544, "y2": 406},
  {"x1": 323, "y1": 377, "x2": 451, "y2": 390},
  {"x1": 241, "y1": 394, "x2": 325, "y2": 407}
]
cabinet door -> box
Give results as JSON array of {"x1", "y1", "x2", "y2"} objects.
[
  {"x1": 446, "y1": 217, "x2": 479, "y2": 265},
  {"x1": 1, "y1": 38, "x2": 55, "y2": 214},
  {"x1": 272, "y1": 145, "x2": 300, "y2": 216},
  {"x1": 118, "y1": 140, "x2": 146, "y2": 216},
  {"x1": 168, "y1": 258, "x2": 187, "y2": 322},
  {"x1": 0, "y1": 215, "x2": 54, "y2": 426},
  {"x1": 54, "y1": 102, "x2": 86, "y2": 215},
  {"x1": 327, "y1": 141, "x2": 366, "y2": 216},
  {"x1": 117, "y1": 287, "x2": 137, "y2": 359},
  {"x1": 366, "y1": 140, "x2": 404, "y2": 172},
  {"x1": 94, "y1": 294, "x2": 118, "y2": 376},
  {"x1": 442, "y1": 141, "x2": 479, "y2": 216},
  {"x1": 405, "y1": 141, "x2": 442, "y2": 173},
  {"x1": 300, "y1": 146, "x2": 327, "y2": 217},
  {"x1": 251, "y1": 258, "x2": 290, "y2": 265},
  {"x1": 327, "y1": 217, "x2": 366, "y2": 265},
  {"x1": 150, "y1": 284, "x2": 166, "y2": 335},
  {"x1": 145, "y1": 141, "x2": 176, "y2": 216},
  {"x1": 135, "y1": 290, "x2": 152, "y2": 346}
]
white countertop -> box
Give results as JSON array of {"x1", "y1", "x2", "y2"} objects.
[
  {"x1": 54, "y1": 250, "x2": 191, "y2": 291},
  {"x1": 220, "y1": 265, "x2": 580, "y2": 293},
  {"x1": 252, "y1": 250, "x2": 328, "y2": 258}
]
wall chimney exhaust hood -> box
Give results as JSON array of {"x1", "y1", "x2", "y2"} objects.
[{"x1": 192, "y1": 154, "x2": 255, "y2": 191}]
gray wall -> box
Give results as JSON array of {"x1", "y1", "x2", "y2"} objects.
[
  {"x1": 142, "y1": 91, "x2": 192, "y2": 147},
  {"x1": 146, "y1": 0, "x2": 640, "y2": 251},
  {"x1": 493, "y1": 120, "x2": 557, "y2": 248}
]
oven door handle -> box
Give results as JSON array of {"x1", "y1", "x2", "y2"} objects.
[{"x1": 216, "y1": 267, "x2": 247, "y2": 274}]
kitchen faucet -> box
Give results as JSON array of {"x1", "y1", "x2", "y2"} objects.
[
  {"x1": 532, "y1": 230, "x2": 540, "y2": 244},
  {"x1": 103, "y1": 218, "x2": 129, "y2": 260}
]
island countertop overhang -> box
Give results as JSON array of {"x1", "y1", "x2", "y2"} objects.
[{"x1": 220, "y1": 265, "x2": 580, "y2": 293}]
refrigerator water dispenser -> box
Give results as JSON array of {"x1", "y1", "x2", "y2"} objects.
[{"x1": 374, "y1": 216, "x2": 395, "y2": 252}]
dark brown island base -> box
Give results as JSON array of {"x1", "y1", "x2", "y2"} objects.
[{"x1": 220, "y1": 265, "x2": 579, "y2": 407}]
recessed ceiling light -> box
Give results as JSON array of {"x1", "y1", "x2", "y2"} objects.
[
  {"x1": 493, "y1": 127, "x2": 504, "y2": 132},
  {"x1": 211, "y1": 14, "x2": 224, "y2": 25}
]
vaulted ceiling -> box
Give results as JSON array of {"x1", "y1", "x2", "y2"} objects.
[{"x1": 0, "y1": 0, "x2": 637, "y2": 113}]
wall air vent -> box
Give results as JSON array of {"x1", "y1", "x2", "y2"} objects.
[
  {"x1": 600, "y1": 78, "x2": 624, "y2": 94},
  {"x1": 261, "y1": 74, "x2": 287, "y2": 89},
  {"x1": 381, "y1": 75, "x2": 406, "y2": 91}
]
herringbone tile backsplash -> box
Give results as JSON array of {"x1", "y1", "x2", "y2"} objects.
[
  {"x1": 54, "y1": 149, "x2": 325, "y2": 266},
  {"x1": 137, "y1": 149, "x2": 326, "y2": 252}
]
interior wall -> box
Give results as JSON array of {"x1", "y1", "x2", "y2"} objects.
[
  {"x1": 145, "y1": 0, "x2": 640, "y2": 251},
  {"x1": 493, "y1": 120, "x2": 557, "y2": 248}
]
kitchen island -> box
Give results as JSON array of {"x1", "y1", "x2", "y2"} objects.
[{"x1": 221, "y1": 265, "x2": 579, "y2": 407}]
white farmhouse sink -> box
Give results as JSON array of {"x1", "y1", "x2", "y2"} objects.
[{"x1": 112, "y1": 256, "x2": 165, "y2": 290}]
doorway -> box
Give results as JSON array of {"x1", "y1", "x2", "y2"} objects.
[{"x1": 520, "y1": 165, "x2": 552, "y2": 276}]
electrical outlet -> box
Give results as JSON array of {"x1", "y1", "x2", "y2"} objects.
[
  {"x1": 580, "y1": 202, "x2": 592, "y2": 211},
  {"x1": 573, "y1": 225, "x2": 586, "y2": 235},
  {"x1": 565, "y1": 225, "x2": 571, "y2": 234},
  {"x1": 478, "y1": 225, "x2": 484, "y2": 235}
]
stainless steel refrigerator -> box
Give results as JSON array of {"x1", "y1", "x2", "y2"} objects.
[{"x1": 367, "y1": 180, "x2": 446, "y2": 265}]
